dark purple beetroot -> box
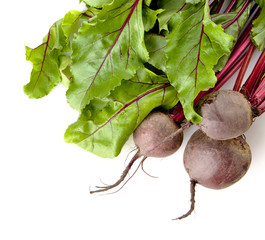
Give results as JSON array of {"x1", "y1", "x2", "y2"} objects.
[
  {"x1": 183, "y1": 129, "x2": 252, "y2": 189},
  {"x1": 174, "y1": 129, "x2": 252, "y2": 220},
  {"x1": 197, "y1": 90, "x2": 253, "y2": 140},
  {"x1": 133, "y1": 111, "x2": 183, "y2": 158},
  {"x1": 90, "y1": 111, "x2": 184, "y2": 194}
]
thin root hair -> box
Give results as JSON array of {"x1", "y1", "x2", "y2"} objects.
[
  {"x1": 101, "y1": 157, "x2": 147, "y2": 196},
  {"x1": 124, "y1": 146, "x2": 139, "y2": 169},
  {"x1": 173, "y1": 179, "x2": 197, "y2": 220},
  {"x1": 90, "y1": 151, "x2": 144, "y2": 194},
  {"x1": 141, "y1": 159, "x2": 159, "y2": 179}
]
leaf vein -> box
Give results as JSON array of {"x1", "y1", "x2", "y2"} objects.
[
  {"x1": 76, "y1": 83, "x2": 171, "y2": 143},
  {"x1": 79, "y1": 0, "x2": 141, "y2": 108}
]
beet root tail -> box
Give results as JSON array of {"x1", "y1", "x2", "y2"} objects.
[
  {"x1": 90, "y1": 151, "x2": 143, "y2": 194},
  {"x1": 173, "y1": 180, "x2": 197, "y2": 220}
]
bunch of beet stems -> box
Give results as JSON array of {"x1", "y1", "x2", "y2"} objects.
[{"x1": 171, "y1": 2, "x2": 265, "y2": 123}]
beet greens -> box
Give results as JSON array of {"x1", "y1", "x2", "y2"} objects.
[
  {"x1": 24, "y1": 0, "x2": 265, "y2": 220},
  {"x1": 24, "y1": 0, "x2": 264, "y2": 158}
]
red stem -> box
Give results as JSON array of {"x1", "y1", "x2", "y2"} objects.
[
  {"x1": 210, "y1": 0, "x2": 224, "y2": 14},
  {"x1": 224, "y1": 0, "x2": 237, "y2": 13},
  {"x1": 234, "y1": 23, "x2": 252, "y2": 49},
  {"x1": 250, "y1": 65, "x2": 265, "y2": 106},
  {"x1": 215, "y1": 0, "x2": 225, "y2": 14},
  {"x1": 223, "y1": 0, "x2": 250, "y2": 29},
  {"x1": 251, "y1": 79, "x2": 265, "y2": 107},
  {"x1": 213, "y1": 54, "x2": 246, "y2": 92},
  {"x1": 233, "y1": 43, "x2": 256, "y2": 91},
  {"x1": 171, "y1": 104, "x2": 184, "y2": 122},
  {"x1": 258, "y1": 100, "x2": 265, "y2": 113},
  {"x1": 240, "y1": 50, "x2": 265, "y2": 98},
  {"x1": 216, "y1": 35, "x2": 251, "y2": 81},
  {"x1": 250, "y1": 61, "x2": 265, "y2": 96}
]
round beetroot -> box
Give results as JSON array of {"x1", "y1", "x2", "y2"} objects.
[
  {"x1": 183, "y1": 129, "x2": 252, "y2": 189},
  {"x1": 90, "y1": 111, "x2": 184, "y2": 194},
  {"x1": 133, "y1": 111, "x2": 183, "y2": 158},
  {"x1": 197, "y1": 90, "x2": 253, "y2": 140}
]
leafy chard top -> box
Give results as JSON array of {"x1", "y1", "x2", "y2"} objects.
[
  {"x1": 251, "y1": 0, "x2": 265, "y2": 50},
  {"x1": 65, "y1": 68, "x2": 178, "y2": 158},
  {"x1": 24, "y1": 9, "x2": 95, "y2": 98},
  {"x1": 67, "y1": 0, "x2": 149, "y2": 111},
  {"x1": 24, "y1": 0, "x2": 265, "y2": 158},
  {"x1": 165, "y1": 0, "x2": 234, "y2": 122}
]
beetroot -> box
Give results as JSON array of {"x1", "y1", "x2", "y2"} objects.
[
  {"x1": 133, "y1": 111, "x2": 183, "y2": 158},
  {"x1": 90, "y1": 111, "x2": 183, "y2": 194},
  {"x1": 184, "y1": 129, "x2": 251, "y2": 189},
  {"x1": 197, "y1": 90, "x2": 253, "y2": 140},
  {"x1": 175, "y1": 129, "x2": 251, "y2": 220}
]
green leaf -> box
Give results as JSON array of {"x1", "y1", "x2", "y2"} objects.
[
  {"x1": 185, "y1": 0, "x2": 204, "y2": 4},
  {"x1": 251, "y1": 7, "x2": 265, "y2": 51},
  {"x1": 144, "y1": 0, "x2": 152, "y2": 6},
  {"x1": 157, "y1": 0, "x2": 187, "y2": 32},
  {"x1": 59, "y1": 55, "x2": 73, "y2": 88},
  {"x1": 64, "y1": 68, "x2": 178, "y2": 158},
  {"x1": 142, "y1": 5, "x2": 164, "y2": 32},
  {"x1": 165, "y1": 1, "x2": 233, "y2": 123},
  {"x1": 62, "y1": 8, "x2": 100, "y2": 48},
  {"x1": 145, "y1": 34, "x2": 167, "y2": 72},
  {"x1": 24, "y1": 20, "x2": 66, "y2": 98},
  {"x1": 212, "y1": 1, "x2": 251, "y2": 71},
  {"x1": 24, "y1": 10, "x2": 92, "y2": 98},
  {"x1": 62, "y1": 10, "x2": 84, "y2": 44},
  {"x1": 67, "y1": 0, "x2": 149, "y2": 111},
  {"x1": 80, "y1": 0, "x2": 112, "y2": 8}
]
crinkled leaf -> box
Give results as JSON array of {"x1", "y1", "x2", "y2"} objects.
[
  {"x1": 62, "y1": 8, "x2": 100, "y2": 48},
  {"x1": 212, "y1": 1, "x2": 251, "y2": 71},
  {"x1": 80, "y1": 0, "x2": 112, "y2": 8},
  {"x1": 144, "y1": 0, "x2": 152, "y2": 6},
  {"x1": 24, "y1": 10, "x2": 92, "y2": 98},
  {"x1": 64, "y1": 68, "x2": 178, "y2": 158},
  {"x1": 63, "y1": 10, "x2": 82, "y2": 40},
  {"x1": 59, "y1": 55, "x2": 73, "y2": 88},
  {"x1": 157, "y1": 0, "x2": 187, "y2": 32},
  {"x1": 251, "y1": 7, "x2": 265, "y2": 51},
  {"x1": 142, "y1": 6, "x2": 164, "y2": 32},
  {"x1": 165, "y1": 0, "x2": 234, "y2": 123},
  {"x1": 24, "y1": 19, "x2": 66, "y2": 98},
  {"x1": 67, "y1": 0, "x2": 149, "y2": 111},
  {"x1": 60, "y1": 9, "x2": 100, "y2": 87},
  {"x1": 145, "y1": 34, "x2": 166, "y2": 72},
  {"x1": 62, "y1": 10, "x2": 88, "y2": 46},
  {"x1": 185, "y1": 0, "x2": 203, "y2": 4},
  {"x1": 213, "y1": 0, "x2": 250, "y2": 39}
]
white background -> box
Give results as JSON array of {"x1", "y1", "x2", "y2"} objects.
[{"x1": 1, "y1": 1, "x2": 265, "y2": 239}]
